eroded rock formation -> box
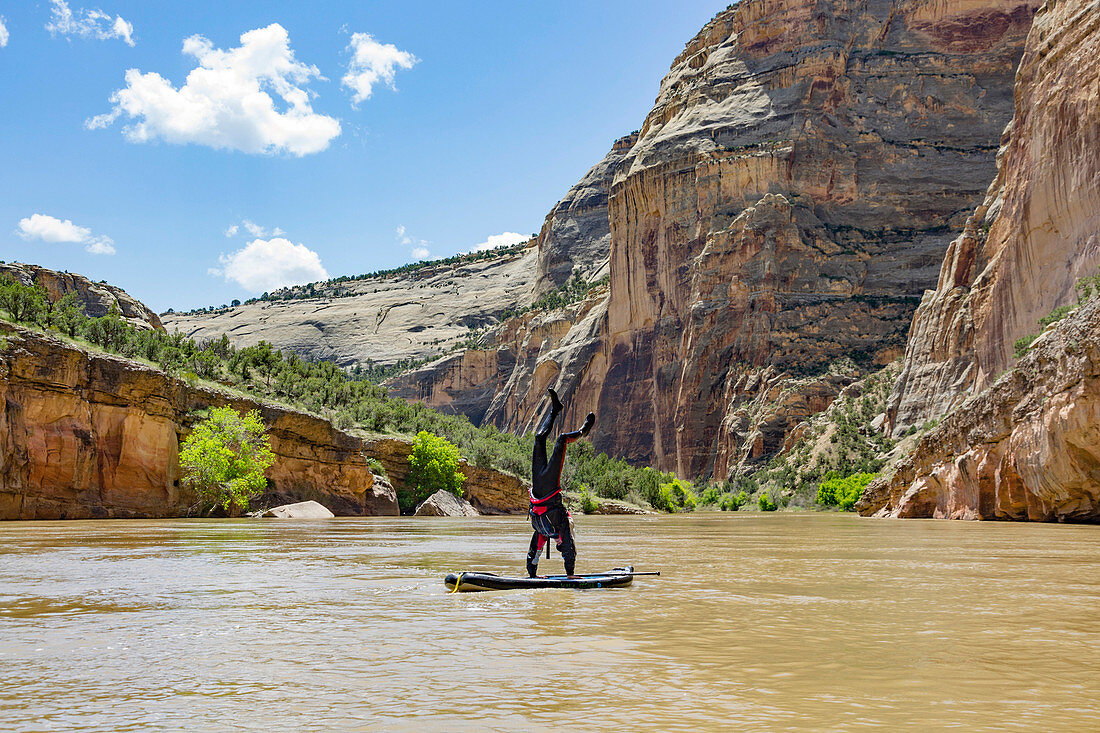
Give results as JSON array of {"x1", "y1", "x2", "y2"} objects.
[
  {"x1": 0, "y1": 322, "x2": 522, "y2": 519},
  {"x1": 405, "y1": 0, "x2": 1037, "y2": 478},
  {"x1": 860, "y1": 297, "x2": 1100, "y2": 521},
  {"x1": 534, "y1": 132, "x2": 637, "y2": 294},
  {"x1": 861, "y1": 0, "x2": 1100, "y2": 520},
  {"x1": 164, "y1": 245, "x2": 538, "y2": 369},
  {"x1": 1, "y1": 262, "x2": 163, "y2": 330},
  {"x1": 886, "y1": 0, "x2": 1100, "y2": 436}
]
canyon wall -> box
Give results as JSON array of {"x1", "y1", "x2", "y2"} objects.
[
  {"x1": 534, "y1": 133, "x2": 638, "y2": 294},
  {"x1": 407, "y1": 0, "x2": 1037, "y2": 478},
  {"x1": 886, "y1": 0, "x2": 1100, "y2": 435},
  {"x1": 1, "y1": 262, "x2": 163, "y2": 330},
  {"x1": 860, "y1": 297, "x2": 1100, "y2": 521},
  {"x1": 861, "y1": 0, "x2": 1100, "y2": 520},
  {"x1": 0, "y1": 322, "x2": 525, "y2": 519}
]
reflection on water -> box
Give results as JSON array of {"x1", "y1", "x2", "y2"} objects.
[{"x1": 1, "y1": 514, "x2": 1098, "y2": 731}]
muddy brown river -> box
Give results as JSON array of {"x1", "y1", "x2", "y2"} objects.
[{"x1": 1, "y1": 514, "x2": 1098, "y2": 731}]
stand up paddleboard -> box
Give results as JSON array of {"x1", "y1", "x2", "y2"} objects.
[{"x1": 444, "y1": 566, "x2": 658, "y2": 592}]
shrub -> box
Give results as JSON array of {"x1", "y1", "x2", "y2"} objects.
[
  {"x1": 655, "y1": 478, "x2": 697, "y2": 513},
  {"x1": 758, "y1": 493, "x2": 778, "y2": 512},
  {"x1": 719, "y1": 490, "x2": 749, "y2": 511},
  {"x1": 179, "y1": 407, "x2": 276, "y2": 514},
  {"x1": 576, "y1": 484, "x2": 600, "y2": 514},
  {"x1": 366, "y1": 457, "x2": 387, "y2": 478},
  {"x1": 815, "y1": 472, "x2": 876, "y2": 511},
  {"x1": 699, "y1": 485, "x2": 722, "y2": 506},
  {"x1": 402, "y1": 431, "x2": 466, "y2": 512}
]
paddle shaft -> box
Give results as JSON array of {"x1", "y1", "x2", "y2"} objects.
[{"x1": 546, "y1": 571, "x2": 661, "y2": 578}]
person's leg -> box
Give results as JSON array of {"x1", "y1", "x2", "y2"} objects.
[
  {"x1": 526, "y1": 531, "x2": 546, "y2": 578},
  {"x1": 531, "y1": 390, "x2": 563, "y2": 477}
]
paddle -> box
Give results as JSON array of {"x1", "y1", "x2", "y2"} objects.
[{"x1": 544, "y1": 571, "x2": 661, "y2": 578}]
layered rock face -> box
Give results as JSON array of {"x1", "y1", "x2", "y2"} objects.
[
  {"x1": 860, "y1": 0, "x2": 1100, "y2": 521},
  {"x1": 886, "y1": 0, "x2": 1100, "y2": 436},
  {"x1": 1, "y1": 262, "x2": 163, "y2": 330},
  {"x1": 432, "y1": 0, "x2": 1036, "y2": 478},
  {"x1": 0, "y1": 322, "x2": 416, "y2": 519},
  {"x1": 164, "y1": 245, "x2": 537, "y2": 368},
  {"x1": 534, "y1": 133, "x2": 638, "y2": 294},
  {"x1": 860, "y1": 297, "x2": 1100, "y2": 521}
]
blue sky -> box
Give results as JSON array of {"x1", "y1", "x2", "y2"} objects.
[{"x1": 0, "y1": 1, "x2": 724, "y2": 312}]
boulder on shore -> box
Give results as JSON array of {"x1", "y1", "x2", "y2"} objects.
[
  {"x1": 261, "y1": 500, "x2": 335, "y2": 519},
  {"x1": 414, "y1": 491, "x2": 479, "y2": 517},
  {"x1": 590, "y1": 499, "x2": 654, "y2": 515}
]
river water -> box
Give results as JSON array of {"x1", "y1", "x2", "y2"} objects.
[{"x1": 1, "y1": 514, "x2": 1098, "y2": 731}]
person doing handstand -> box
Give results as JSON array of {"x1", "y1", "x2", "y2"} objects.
[{"x1": 526, "y1": 387, "x2": 595, "y2": 578}]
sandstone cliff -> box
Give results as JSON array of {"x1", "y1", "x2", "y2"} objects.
[
  {"x1": 534, "y1": 133, "x2": 637, "y2": 294},
  {"x1": 860, "y1": 297, "x2": 1100, "y2": 521},
  {"x1": 886, "y1": 0, "x2": 1100, "y2": 436},
  {"x1": 398, "y1": 0, "x2": 1038, "y2": 479},
  {"x1": 859, "y1": 0, "x2": 1100, "y2": 521},
  {"x1": 1, "y1": 262, "x2": 163, "y2": 330},
  {"x1": 0, "y1": 322, "x2": 525, "y2": 519},
  {"x1": 164, "y1": 244, "x2": 537, "y2": 369}
]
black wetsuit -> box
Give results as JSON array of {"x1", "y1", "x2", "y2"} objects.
[{"x1": 526, "y1": 400, "x2": 582, "y2": 578}]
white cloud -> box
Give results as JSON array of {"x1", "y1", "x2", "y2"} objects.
[
  {"x1": 0, "y1": 17, "x2": 9, "y2": 48},
  {"x1": 469, "y1": 231, "x2": 528, "y2": 253},
  {"x1": 16, "y1": 213, "x2": 116, "y2": 255},
  {"x1": 225, "y1": 219, "x2": 284, "y2": 238},
  {"x1": 86, "y1": 24, "x2": 341, "y2": 156},
  {"x1": 342, "y1": 32, "x2": 417, "y2": 107},
  {"x1": 214, "y1": 237, "x2": 327, "y2": 292},
  {"x1": 243, "y1": 219, "x2": 265, "y2": 237},
  {"x1": 46, "y1": 0, "x2": 134, "y2": 46},
  {"x1": 395, "y1": 225, "x2": 430, "y2": 260}
]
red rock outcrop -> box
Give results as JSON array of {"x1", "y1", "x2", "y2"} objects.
[
  {"x1": 886, "y1": 0, "x2": 1100, "y2": 436},
  {"x1": 1, "y1": 262, "x2": 163, "y2": 330},
  {"x1": 0, "y1": 322, "x2": 408, "y2": 519}
]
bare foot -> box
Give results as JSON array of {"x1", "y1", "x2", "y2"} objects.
[
  {"x1": 580, "y1": 412, "x2": 595, "y2": 436},
  {"x1": 547, "y1": 387, "x2": 563, "y2": 411}
]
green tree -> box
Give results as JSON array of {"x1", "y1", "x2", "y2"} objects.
[
  {"x1": 815, "y1": 472, "x2": 876, "y2": 511},
  {"x1": 179, "y1": 407, "x2": 276, "y2": 514},
  {"x1": 0, "y1": 275, "x2": 47, "y2": 324},
  {"x1": 402, "y1": 430, "x2": 466, "y2": 512},
  {"x1": 50, "y1": 292, "x2": 84, "y2": 336}
]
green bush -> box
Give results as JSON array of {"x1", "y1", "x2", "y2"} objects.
[
  {"x1": 655, "y1": 478, "x2": 697, "y2": 513},
  {"x1": 758, "y1": 493, "x2": 778, "y2": 512},
  {"x1": 699, "y1": 485, "x2": 722, "y2": 506},
  {"x1": 366, "y1": 457, "x2": 387, "y2": 478},
  {"x1": 576, "y1": 484, "x2": 600, "y2": 514},
  {"x1": 815, "y1": 472, "x2": 876, "y2": 511},
  {"x1": 719, "y1": 490, "x2": 749, "y2": 511},
  {"x1": 179, "y1": 407, "x2": 275, "y2": 514},
  {"x1": 402, "y1": 431, "x2": 466, "y2": 512}
]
